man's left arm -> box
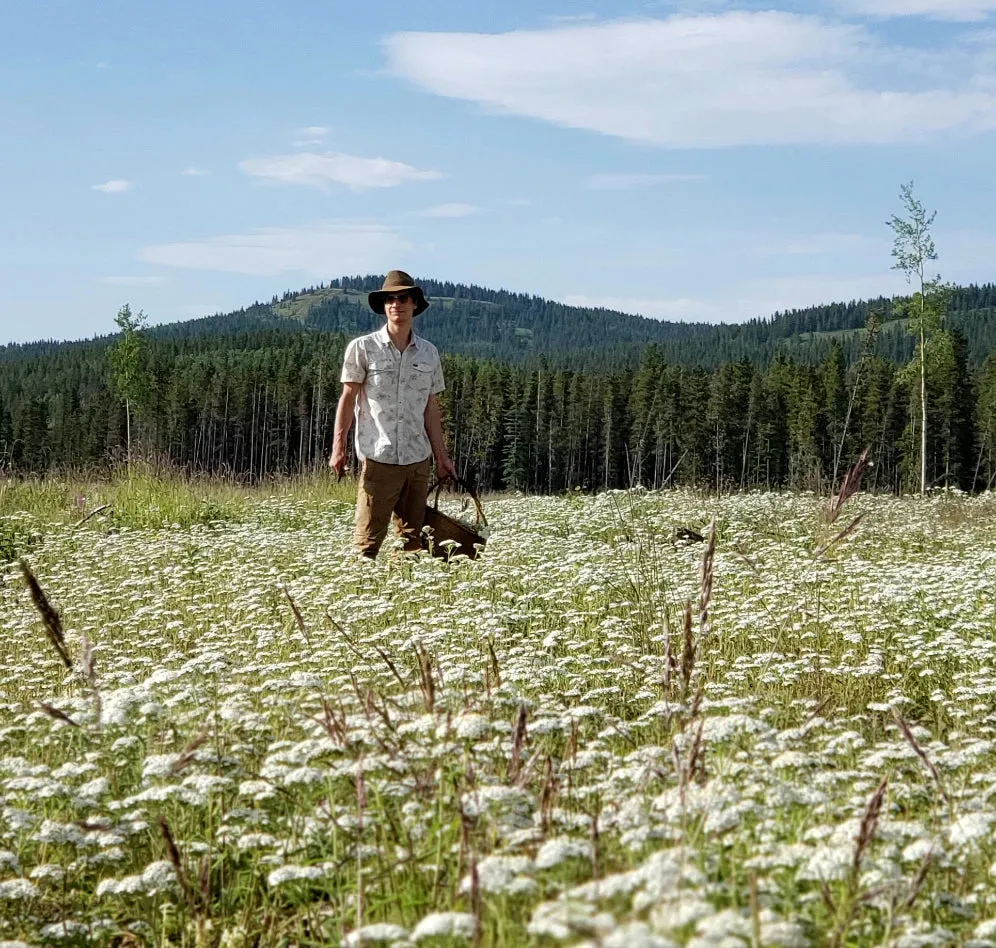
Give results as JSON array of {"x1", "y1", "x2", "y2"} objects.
[{"x1": 424, "y1": 394, "x2": 457, "y2": 479}]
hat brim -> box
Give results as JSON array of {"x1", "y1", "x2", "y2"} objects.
[{"x1": 369, "y1": 286, "x2": 429, "y2": 317}]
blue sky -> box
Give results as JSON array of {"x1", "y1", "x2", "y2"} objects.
[{"x1": 2, "y1": 0, "x2": 996, "y2": 345}]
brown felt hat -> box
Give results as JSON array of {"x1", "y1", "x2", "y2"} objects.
[{"x1": 368, "y1": 270, "x2": 429, "y2": 317}]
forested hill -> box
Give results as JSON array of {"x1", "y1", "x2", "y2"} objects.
[
  {"x1": 3, "y1": 277, "x2": 996, "y2": 369},
  {"x1": 5, "y1": 275, "x2": 996, "y2": 493},
  {"x1": 154, "y1": 277, "x2": 996, "y2": 369},
  {"x1": 142, "y1": 278, "x2": 714, "y2": 368}
]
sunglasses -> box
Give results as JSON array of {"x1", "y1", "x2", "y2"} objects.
[{"x1": 384, "y1": 293, "x2": 412, "y2": 304}]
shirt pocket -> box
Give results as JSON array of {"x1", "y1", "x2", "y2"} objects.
[
  {"x1": 366, "y1": 360, "x2": 396, "y2": 390},
  {"x1": 410, "y1": 361, "x2": 435, "y2": 397}
]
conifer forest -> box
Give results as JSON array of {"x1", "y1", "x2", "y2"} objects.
[{"x1": 3, "y1": 277, "x2": 996, "y2": 494}]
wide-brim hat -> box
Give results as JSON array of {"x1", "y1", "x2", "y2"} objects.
[{"x1": 368, "y1": 270, "x2": 429, "y2": 317}]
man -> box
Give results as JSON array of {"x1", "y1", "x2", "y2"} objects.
[{"x1": 329, "y1": 271, "x2": 457, "y2": 558}]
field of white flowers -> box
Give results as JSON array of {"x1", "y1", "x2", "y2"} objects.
[{"x1": 3, "y1": 482, "x2": 996, "y2": 947}]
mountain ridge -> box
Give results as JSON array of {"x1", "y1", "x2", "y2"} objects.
[{"x1": 3, "y1": 276, "x2": 996, "y2": 369}]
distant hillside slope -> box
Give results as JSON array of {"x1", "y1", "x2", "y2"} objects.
[
  {"x1": 147, "y1": 278, "x2": 714, "y2": 368},
  {"x1": 3, "y1": 277, "x2": 995, "y2": 369}
]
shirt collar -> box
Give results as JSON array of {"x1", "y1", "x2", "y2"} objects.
[{"x1": 377, "y1": 324, "x2": 420, "y2": 350}]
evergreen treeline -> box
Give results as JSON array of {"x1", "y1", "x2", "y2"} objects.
[
  {"x1": 9, "y1": 279, "x2": 995, "y2": 371},
  {"x1": 3, "y1": 321, "x2": 996, "y2": 493}
]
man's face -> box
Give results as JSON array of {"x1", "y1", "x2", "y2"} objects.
[{"x1": 384, "y1": 292, "x2": 417, "y2": 327}]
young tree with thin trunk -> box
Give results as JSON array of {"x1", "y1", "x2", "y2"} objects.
[
  {"x1": 109, "y1": 304, "x2": 149, "y2": 470},
  {"x1": 888, "y1": 182, "x2": 947, "y2": 496}
]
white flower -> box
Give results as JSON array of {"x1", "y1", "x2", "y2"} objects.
[
  {"x1": 101, "y1": 687, "x2": 147, "y2": 727},
  {"x1": 76, "y1": 776, "x2": 110, "y2": 800},
  {"x1": 238, "y1": 779, "x2": 276, "y2": 800},
  {"x1": 0, "y1": 879, "x2": 40, "y2": 900},
  {"x1": 535, "y1": 837, "x2": 593, "y2": 869},
  {"x1": 95, "y1": 861, "x2": 178, "y2": 897},
  {"x1": 266, "y1": 864, "x2": 325, "y2": 887},
  {"x1": 797, "y1": 845, "x2": 851, "y2": 882},
  {"x1": 344, "y1": 923, "x2": 410, "y2": 945},
  {"x1": 32, "y1": 819, "x2": 86, "y2": 846},
  {"x1": 412, "y1": 912, "x2": 477, "y2": 942},
  {"x1": 39, "y1": 921, "x2": 89, "y2": 940},
  {"x1": 182, "y1": 774, "x2": 232, "y2": 794},
  {"x1": 460, "y1": 855, "x2": 534, "y2": 895},
  {"x1": 902, "y1": 838, "x2": 937, "y2": 863},
  {"x1": 142, "y1": 754, "x2": 180, "y2": 779},
  {"x1": 601, "y1": 923, "x2": 675, "y2": 948},
  {"x1": 235, "y1": 833, "x2": 278, "y2": 851},
  {"x1": 528, "y1": 900, "x2": 614, "y2": 940},
  {"x1": 948, "y1": 812, "x2": 993, "y2": 847},
  {"x1": 453, "y1": 714, "x2": 490, "y2": 741}
]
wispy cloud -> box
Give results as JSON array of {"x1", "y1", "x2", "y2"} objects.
[
  {"x1": 585, "y1": 172, "x2": 705, "y2": 190},
  {"x1": 565, "y1": 293, "x2": 734, "y2": 322},
  {"x1": 140, "y1": 222, "x2": 410, "y2": 277},
  {"x1": 416, "y1": 202, "x2": 479, "y2": 217},
  {"x1": 181, "y1": 167, "x2": 210, "y2": 177},
  {"x1": 92, "y1": 179, "x2": 132, "y2": 193},
  {"x1": 565, "y1": 272, "x2": 910, "y2": 323},
  {"x1": 834, "y1": 0, "x2": 996, "y2": 20},
  {"x1": 292, "y1": 125, "x2": 331, "y2": 146},
  {"x1": 385, "y1": 13, "x2": 996, "y2": 147},
  {"x1": 98, "y1": 275, "x2": 167, "y2": 286},
  {"x1": 239, "y1": 152, "x2": 444, "y2": 190},
  {"x1": 753, "y1": 232, "x2": 875, "y2": 256}
]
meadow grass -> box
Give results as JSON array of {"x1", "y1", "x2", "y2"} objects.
[{"x1": 2, "y1": 478, "x2": 996, "y2": 946}]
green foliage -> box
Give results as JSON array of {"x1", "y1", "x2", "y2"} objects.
[
  {"x1": 3, "y1": 277, "x2": 996, "y2": 493},
  {"x1": 109, "y1": 304, "x2": 150, "y2": 410}
]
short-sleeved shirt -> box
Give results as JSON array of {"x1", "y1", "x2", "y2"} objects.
[{"x1": 340, "y1": 326, "x2": 445, "y2": 465}]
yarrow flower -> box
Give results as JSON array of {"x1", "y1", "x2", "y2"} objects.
[
  {"x1": 412, "y1": 912, "x2": 476, "y2": 942},
  {"x1": 0, "y1": 879, "x2": 39, "y2": 900},
  {"x1": 266, "y1": 865, "x2": 326, "y2": 887}
]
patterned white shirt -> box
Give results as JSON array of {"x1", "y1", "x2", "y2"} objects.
[{"x1": 340, "y1": 326, "x2": 445, "y2": 465}]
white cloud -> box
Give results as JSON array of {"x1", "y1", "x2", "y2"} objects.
[
  {"x1": 416, "y1": 202, "x2": 479, "y2": 217},
  {"x1": 179, "y1": 304, "x2": 225, "y2": 318},
  {"x1": 139, "y1": 222, "x2": 411, "y2": 277},
  {"x1": 92, "y1": 179, "x2": 132, "y2": 193},
  {"x1": 752, "y1": 233, "x2": 875, "y2": 256},
  {"x1": 181, "y1": 167, "x2": 210, "y2": 177},
  {"x1": 585, "y1": 172, "x2": 705, "y2": 190},
  {"x1": 835, "y1": 0, "x2": 996, "y2": 20},
  {"x1": 98, "y1": 275, "x2": 167, "y2": 286},
  {"x1": 384, "y1": 13, "x2": 996, "y2": 147},
  {"x1": 239, "y1": 152, "x2": 443, "y2": 190},
  {"x1": 565, "y1": 293, "x2": 736, "y2": 322},
  {"x1": 565, "y1": 272, "x2": 910, "y2": 324},
  {"x1": 292, "y1": 126, "x2": 331, "y2": 145}
]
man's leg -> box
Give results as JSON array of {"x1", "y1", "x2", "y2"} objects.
[
  {"x1": 393, "y1": 458, "x2": 432, "y2": 552},
  {"x1": 354, "y1": 459, "x2": 406, "y2": 558}
]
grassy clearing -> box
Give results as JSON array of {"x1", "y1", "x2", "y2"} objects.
[{"x1": 2, "y1": 481, "x2": 996, "y2": 946}]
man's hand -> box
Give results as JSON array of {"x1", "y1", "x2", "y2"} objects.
[
  {"x1": 331, "y1": 383, "x2": 361, "y2": 478},
  {"x1": 435, "y1": 454, "x2": 457, "y2": 481},
  {"x1": 329, "y1": 445, "x2": 348, "y2": 477}
]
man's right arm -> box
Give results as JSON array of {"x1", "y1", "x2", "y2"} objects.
[{"x1": 329, "y1": 382, "x2": 362, "y2": 474}]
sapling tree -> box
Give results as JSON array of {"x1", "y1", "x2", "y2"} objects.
[
  {"x1": 109, "y1": 303, "x2": 150, "y2": 469},
  {"x1": 888, "y1": 182, "x2": 948, "y2": 496}
]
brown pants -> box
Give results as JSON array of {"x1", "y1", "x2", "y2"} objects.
[{"x1": 354, "y1": 457, "x2": 431, "y2": 558}]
